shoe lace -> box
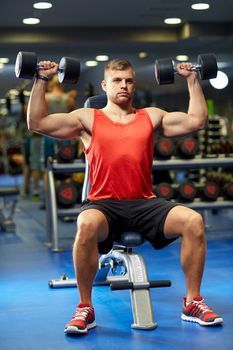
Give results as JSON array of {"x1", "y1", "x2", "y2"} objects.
[
  {"x1": 73, "y1": 307, "x2": 90, "y2": 321},
  {"x1": 193, "y1": 299, "x2": 213, "y2": 315}
]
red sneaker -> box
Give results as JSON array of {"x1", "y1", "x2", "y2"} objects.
[
  {"x1": 64, "y1": 303, "x2": 96, "y2": 335},
  {"x1": 181, "y1": 296, "x2": 223, "y2": 326}
]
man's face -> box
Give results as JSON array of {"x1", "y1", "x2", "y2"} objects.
[{"x1": 101, "y1": 68, "x2": 136, "y2": 104}]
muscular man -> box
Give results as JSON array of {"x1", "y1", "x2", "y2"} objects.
[{"x1": 27, "y1": 58, "x2": 223, "y2": 335}]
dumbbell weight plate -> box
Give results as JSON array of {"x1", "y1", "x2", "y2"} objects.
[
  {"x1": 179, "y1": 181, "x2": 197, "y2": 202},
  {"x1": 58, "y1": 57, "x2": 80, "y2": 84},
  {"x1": 57, "y1": 144, "x2": 75, "y2": 163},
  {"x1": 56, "y1": 181, "x2": 78, "y2": 207},
  {"x1": 223, "y1": 182, "x2": 233, "y2": 200},
  {"x1": 154, "y1": 58, "x2": 174, "y2": 85},
  {"x1": 177, "y1": 137, "x2": 199, "y2": 159},
  {"x1": 155, "y1": 182, "x2": 174, "y2": 200},
  {"x1": 154, "y1": 137, "x2": 175, "y2": 159},
  {"x1": 202, "y1": 181, "x2": 220, "y2": 201},
  {"x1": 197, "y1": 53, "x2": 218, "y2": 80},
  {"x1": 15, "y1": 51, "x2": 37, "y2": 79}
]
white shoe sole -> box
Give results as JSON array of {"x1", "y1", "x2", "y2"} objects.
[
  {"x1": 181, "y1": 313, "x2": 223, "y2": 326},
  {"x1": 64, "y1": 321, "x2": 96, "y2": 334}
]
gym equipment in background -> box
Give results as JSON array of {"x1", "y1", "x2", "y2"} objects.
[
  {"x1": 154, "y1": 138, "x2": 175, "y2": 159},
  {"x1": 0, "y1": 187, "x2": 19, "y2": 233}
]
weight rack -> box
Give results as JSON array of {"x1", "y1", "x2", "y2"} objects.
[{"x1": 46, "y1": 157, "x2": 85, "y2": 251}]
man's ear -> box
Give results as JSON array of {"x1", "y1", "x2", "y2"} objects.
[{"x1": 101, "y1": 80, "x2": 106, "y2": 92}]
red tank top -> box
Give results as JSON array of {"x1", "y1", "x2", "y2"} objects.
[{"x1": 85, "y1": 109, "x2": 155, "y2": 200}]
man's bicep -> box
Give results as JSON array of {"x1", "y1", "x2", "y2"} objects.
[
  {"x1": 162, "y1": 112, "x2": 194, "y2": 137},
  {"x1": 38, "y1": 111, "x2": 83, "y2": 139}
]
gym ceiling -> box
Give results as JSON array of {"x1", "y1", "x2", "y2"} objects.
[{"x1": 0, "y1": 0, "x2": 233, "y2": 96}]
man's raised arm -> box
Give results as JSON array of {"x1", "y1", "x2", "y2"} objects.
[
  {"x1": 161, "y1": 62, "x2": 208, "y2": 137},
  {"x1": 27, "y1": 61, "x2": 84, "y2": 140}
]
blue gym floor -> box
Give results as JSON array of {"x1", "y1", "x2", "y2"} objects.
[{"x1": 0, "y1": 174, "x2": 233, "y2": 350}]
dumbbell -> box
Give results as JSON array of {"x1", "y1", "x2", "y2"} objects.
[
  {"x1": 223, "y1": 182, "x2": 233, "y2": 200},
  {"x1": 176, "y1": 136, "x2": 199, "y2": 159},
  {"x1": 155, "y1": 53, "x2": 218, "y2": 85},
  {"x1": 15, "y1": 51, "x2": 80, "y2": 84},
  {"x1": 154, "y1": 182, "x2": 174, "y2": 200},
  {"x1": 201, "y1": 181, "x2": 220, "y2": 201},
  {"x1": 154, "y1": 137, "x2": 175, "y2": 159},
  {"x1": 56, "y1": 181, "x2": 79, "y2": 207},
  {"x1": 178, "y1": 181, "x2": 197, "y2": 202},
  {"x1": 57, "y1": 144, "x2": 76, "y2": 163}
]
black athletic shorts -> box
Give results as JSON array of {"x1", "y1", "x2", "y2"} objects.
[{"x1": 80, "y1": 197, "x2": 180, "y2": 254}]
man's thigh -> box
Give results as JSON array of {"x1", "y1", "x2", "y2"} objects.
[{"x1": 163, "y1": 205, "x2": 200, "y2": 239}]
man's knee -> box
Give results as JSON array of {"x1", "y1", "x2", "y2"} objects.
[
  {"x1": 185, "y1": 211, "x2": 205, "y2": 239},
  {"x1": 75, "y1": 210, "x2": 109, "y2": 246},
  {"x1": 75, "y1": 220, "x2": 98, "y2": 246}
]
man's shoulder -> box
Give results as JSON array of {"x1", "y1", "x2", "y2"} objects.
[
  {"x1": 74, "y1": 107, "x2": 95, "y2": 116},
  {"x1": 144, "y1": 106, "x2": 165, "y2": 117},
  {"x1": 141, "y1": 107, "x2": 165, "y2": 128},
  {"x1": 71, "y1": 107, "x2": 95, "y2": 127}
]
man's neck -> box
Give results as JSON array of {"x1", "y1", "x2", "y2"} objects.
[{"x1": 103, "y1": 102, "x2": 134, "y2": 117}]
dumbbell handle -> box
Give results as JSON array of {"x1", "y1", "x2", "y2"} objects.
[
  {"x1": 37, "y1": 64, "x2": 63, "y2": 73},
  {"x1": 174, "y1": 64, "x2": 202, "y2": 74}
]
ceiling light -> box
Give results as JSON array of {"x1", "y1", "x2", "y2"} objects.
[
  {"x1": 96, "y1": 55, "x2": 109, "y2": 62},
  {"x1": 210, "y1": 71, "x2": 229, "y2": 89},
  {"x1": 85, "y1": 61, "x2": 98, "y2": 67},
  {"x1": 176, "y1": 55, "x2": 189, "y2": 61},
  {"x1": 164, "y1": 18, "x2": 181, "y2": 25},
  {"x1": 191, "y1": 3, "x2": 210, "y2": 10},
  {"x1": 22, "y1": 18, "x2": 40, "y2": 25},
  {"x1": 33, "y1": 2, "x2": 53, "y2": 9},
  {"x1": 139, "y1": 52, "x2": 148, "y2": 59},
  {"x1": 9, "y1": 89, "x2": 19, "y2": 96},
  {"x1": 0, "y1": 58, "x2": 9, "y2": 64}
]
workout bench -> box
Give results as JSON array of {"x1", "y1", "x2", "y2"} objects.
[{"x1": 49, "y1": 94, "x2": 171, "y2": 330}]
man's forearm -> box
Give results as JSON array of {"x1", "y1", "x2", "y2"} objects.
[
  {"x1": 187, "y1": 77, "x2": 208, "y2": 129},
  {"x1": 27, "y1": 78, "x2": 48, "y2": 132}
]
